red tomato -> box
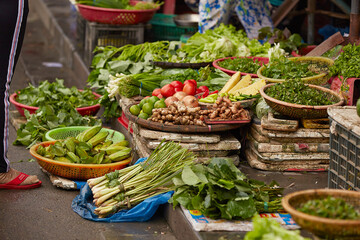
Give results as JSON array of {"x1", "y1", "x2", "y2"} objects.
[
  {"x1": 152, "y1": 88, "x2": 161, "y2": 96},
  {"x1": 170, "y1": 81, "x2": 183, "y2": 89},
  {"x1": 157, "y1": 94, "x2": 164, "y2": 99},
  {"x1": 160, "y1": 84, "x2": 175, "y2": 98},
  {"x1": 174, "y1": 87, "x2": 183, "y2": 92},
  {"x1": 184, "y1": 79, "x2": 197, "y2": 88},
  {"x1": 198, "y1": 86, "x2": 209, "y2": 92},
  {"x1": 183, "y1": 83, "x2": 196, "y2": 96}
]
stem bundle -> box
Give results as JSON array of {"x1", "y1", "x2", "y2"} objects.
[{"x1": 87, "y1": 141, "x2": 196, "y2": 218}]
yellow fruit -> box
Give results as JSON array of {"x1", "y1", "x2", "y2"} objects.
[
  {"x1": 228, "y1": 74, "x2": 252, "y2": 94},
  {"x1": 232, "y1": 79, "x2": 266, "y2": 96},
  {"x1": 219, "y1": 72, "x2": 241, "y2": 94}
]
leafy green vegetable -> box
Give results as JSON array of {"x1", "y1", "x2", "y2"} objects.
[
  {"x1": 330, "y1": 43, "x2": 360, "y2": 79},
  {"x1": 75, "y1": 0, "x2": 161, "y2": 10},
  {"x1": 266, "y1": 80, "x2": 334, "y2": 106},
  {"x1": 262, "y1": 57, "x2": 319, "y2": 79},
  {"x1": 16, "y1": 79, "x2": 98, "y2": 108},
  {"x1": 169, "y1": 158, "x2": 283, "y2": 220},
  {"x1": 244, "y1": 215, "x2": 310, "y2": 240},
  {"x1": 298, "y1": 196, "x2": 360, "y2": 220},
  {"x1": 14, "y1": 105, "x2": 100, "y2": 148},
  {"x1": 217, "y1": 57, "x2": 261, "y2": 73}
]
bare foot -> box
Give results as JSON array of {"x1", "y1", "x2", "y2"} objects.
[{"x1": 0, "y1": 168, "x2": 40, "y2": 185}]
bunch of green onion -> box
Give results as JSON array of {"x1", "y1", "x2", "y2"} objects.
[{"x1": 87, "y1": 141, "x2": 196, "y2": 218}]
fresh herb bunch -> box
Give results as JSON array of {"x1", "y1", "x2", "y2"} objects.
[
  {"x1": 262, "y1": 57, "x2": 318, "y2": 79},
  {"x1": 266, "y1": 80, "x2": 334, "y2": 106},
  {"x1": 170, "y1": 158, "x2": 283, "y2": 220},
  {"x1": 14, "y1": 105, "x2": 101, "y2": 148},
  {"x1": 217, "y1": 57, "x2": 261, "y2": 74},
  {"x1": 330, "y1": 43, "x2": 360, "y2": 79},
  {"x1": 16, "y1": 79, "x2": 98, "y2": 109},
  {"x1": 298, "y1": 196, "x2": 360, "y2": 220}
]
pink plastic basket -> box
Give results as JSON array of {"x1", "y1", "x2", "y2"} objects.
[
  {"x1": 77, "y1": 1, "x2": 160, "y2": 25},
  {"x1": 212, "y1": 56, "x2": 269, "y2": 77}
]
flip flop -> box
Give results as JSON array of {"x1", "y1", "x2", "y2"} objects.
[{"x1": 0, "y1": 172, "x2": 42, "y2": 190}]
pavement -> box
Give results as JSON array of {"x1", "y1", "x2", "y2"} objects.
[{"x1": 0, "y1": 0, "x2": 328, "y2": 239}]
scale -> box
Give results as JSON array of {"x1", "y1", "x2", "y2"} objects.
[{"x1": 173, "y1": 13, "x2": 199, "y2": 43}]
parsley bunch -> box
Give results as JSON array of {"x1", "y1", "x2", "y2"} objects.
[
  {"x1": 218, "y1": 57, "x2": 261, "y2": 74},
  {"x1": 330, "y1": 43, "x2": 360, "y2": 79}
]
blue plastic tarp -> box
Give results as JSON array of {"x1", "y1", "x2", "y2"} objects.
[{"x1": 71, "y1": 158, "x2": 173, "y2": 222}]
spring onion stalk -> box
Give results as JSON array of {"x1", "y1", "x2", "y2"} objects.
[{"x1": 88, "y1": 141, "x2": 196, "y2": 218}]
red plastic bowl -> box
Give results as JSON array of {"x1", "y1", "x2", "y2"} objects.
[
  {"x1": 77, "y1": 1, "x2": 160, "y2": 25},
  {"x1": 9, "y1": 91, "x2": 101, "y2": 117},
  {"x1": 213, "y1": 56, "x2": 269, "y2": 77}
]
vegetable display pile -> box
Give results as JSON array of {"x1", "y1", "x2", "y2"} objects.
[
  {"x1": 217, "y1": 57, "x2": 262, "y2": 74},
  {"x1": 15, "y1": 79, "x2": 98, "y2": 109},
  {"x1": 36, "y1": 126, "x2": 131, "y2": 164},
  {"x1": 330, "y1": 43, "x2": 360, "y2": 79},
  {"x1": 244, "y1": 215, "x2": 310, "y2": 240},
  {"x1": 266, "y1": 80, "x2": 334, "y2": 106},
  {"x1": 204, "y1": 96, "x2": 250, "y2": 121},
  {"x1": 87, "y1": 141, "x2": 196, "y2": 218},
  {"x1": 170, "y1": 158, "x2": 283, "y2": 220},
  {"x1": 261, "y1": 57, "x2": 320, "y2": 79},
  {"x1": 297, "y1": 196, "x2": 360, "y2": 220},
  {"x1": 76, "y1": 0, "x2": 160, "y2": 10}
]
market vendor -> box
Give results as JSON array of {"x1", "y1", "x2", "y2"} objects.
[
  {"x1": 0, "y1": 0, "x2": 41, "y2": 190},
  {"x1": 185, "y1": 0, "x2": 274, "y2": 39}
]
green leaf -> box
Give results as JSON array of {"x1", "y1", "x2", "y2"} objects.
[
  {"x1": 226, "y1": 198, "x2": 257, "y2": 220},
  {"x1": 181, "y1": 165, "x2": 202, "y2": 186}
]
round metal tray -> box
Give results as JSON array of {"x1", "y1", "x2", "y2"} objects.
[{"x1": 173, "y1": 14, "x2": 199, "y2": 27}]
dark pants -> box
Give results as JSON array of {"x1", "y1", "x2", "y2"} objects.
[{"x1": 0, "y1": 0, "x2": 29, "y2": 173}]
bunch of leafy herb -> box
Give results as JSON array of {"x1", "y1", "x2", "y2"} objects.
[
  {"x1": 15, "y1": 79, "x2": 98, "y2": 109},
  {"x1": 262, "y1": 57, "x2": 318, "y2": 79},
  {"x1": 217, "y1": 57, "x2": 261, "y2": 73},
  {"x1": 330, "y1": 43, "x2": 360, "y2": 80},
  {"x1": 244, "y1": 215, "x2": 310, "y2": 240},
  {"x1": 14, "y1": 105, "x2": 101, "y2": 148},
  {"x1": 169, "y1": 158, "x2": 283, "y2": 220},
  {"x1": 258, "y1": 27, "x2": 306, "y2": 54},
  {"x1": 266, "y1": 80, "x2": 334, "y2": 106},
  {"x1": 298, "y1": 196, "x2": 360, "y2": 220},
  {"x1": 76, "y1": 0, "x2": 161, "y2": 10}
]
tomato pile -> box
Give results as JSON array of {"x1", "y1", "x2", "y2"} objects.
[{"x1": 152, "y1": 80, "x2": 209, "y2": 99}]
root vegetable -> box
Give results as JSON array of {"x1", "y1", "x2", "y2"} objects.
[
  {"x1": 165, "y1": 97, "x2": 179, "y2": 107},
  {"x1": 173, "y1": 91, "x2": 188, "y2": 101},
  {"x1": 182, "y1": 96, "x2": 199, "y2": 108}
]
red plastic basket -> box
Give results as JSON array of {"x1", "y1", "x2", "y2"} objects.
[
  {"x1": 9, "y1": 91, "x2": 101, "y2": 117},
  {"x1": 77, "y1": 1, "x2": 160, "y2": 25},
  {"x1": 213, "y1": 56, "x2": 269, "y2": 77}
]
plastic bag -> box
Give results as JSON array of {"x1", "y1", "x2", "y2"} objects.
[
  {"x1": 255, "y1": 97, "x2": 275, "y2": 119},
  {"x1": 71, "y1": 158, "x2": 173, "y2": 222}
]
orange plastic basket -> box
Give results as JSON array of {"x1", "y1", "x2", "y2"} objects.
[
  {"x1": 30, "y1": 141, "x2": 131, "y2": 180},
  {"x1": 77, "y1": 1, "x2": 160, "y2": 25}
]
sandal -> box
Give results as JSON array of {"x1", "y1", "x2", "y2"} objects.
[{"x1": 0, "y1": 172, "x2": 42, "y2": 189}]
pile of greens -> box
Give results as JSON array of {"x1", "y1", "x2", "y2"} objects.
[
  {"x1": 217, "y1": 57, "x2": 262, "y2": 74},
  {"x1": 244, "y1": 215, "x2": 310, "y2": 240},
  {"x1": 14, "y1": 105, "x2": 100, "y2": 148},
  {"x1": 169, "y1": 158, "x2": 283, "y2": 220},
  {"x1": 76, "y1": 0, "x2": 160, "y2": 10},
  {"x1": 266, "y1": 80, "x2": 334, "y2": 106},
  {"x1": 261, "y1": 57, "x2": 318, "y2": 79},
  {"x1": 298, "y1": 196, "x2": 360, "y2": 220},
  {"x1": 330, "y1": 43, "x2": 360, "y2": 79},
  {"x1": 15, "y1": 79, "x2": 98, "y2": 108},
  {"x1": 154, "y1": 24, "x2": 272, "y2": 63}
]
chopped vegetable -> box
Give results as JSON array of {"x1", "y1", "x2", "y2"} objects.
[
  {"x1": 217, "y1": 57, "x2": 262, "y2": 74},
  {"x1": 265, "y1": 80, "x2": 334, "y2": 106},
  {"x1": 298, "y1": 196, "x2": 360, "y2": 220},
  {"x1": 330, "y1": 43, "x2": 360, "y2": 79}
]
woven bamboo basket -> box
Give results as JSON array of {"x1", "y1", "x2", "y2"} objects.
[{"x1": 282, "y1": 189, "x2": 360, "y2": 239}]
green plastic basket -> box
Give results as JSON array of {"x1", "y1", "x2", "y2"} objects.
[
  {"x1": 45, "y1": 126, "x2": 125, "y2": 143},
  {"x1": 149, "y1": 13, "x2": 197, "y2": 41}
]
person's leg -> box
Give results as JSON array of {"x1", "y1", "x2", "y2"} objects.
[{"x1": 0, "y1": 0, "x2": 40, "y2": 188}]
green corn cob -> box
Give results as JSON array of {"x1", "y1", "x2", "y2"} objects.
[
  {"x1": 93, "y1": 140, "x2": 113, "y2": 152},
  {"x1": 108, "y1": 148, "x2": 132, "y2": 162},
  {"x1": 81, "y1": 156, "x2": 95, "y2": 164},
  {"x1": 63, "y1": 137, "x2": 76, "y2": 153},
  {"x1": 94, "y1": 152, "x2": 105, "y2": 164},
  {"x1": 76, "y1": 125, "x2": 102, "y2": 142},
  {"x1": 87, "y1": 131, "x2": 109, "y2": 147},
  {"x1": 78, "y1": 141, "x2": 92, "y2": 152},
  {"x1": 104, "y1": 145, "x2": 128, "y2": 155},
  {"x1": 66, "y1": 152, "x2": 80, "y2": 163},
  {"x1": 101, "y1": 156, "x2": 112, "y2": 164}
]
